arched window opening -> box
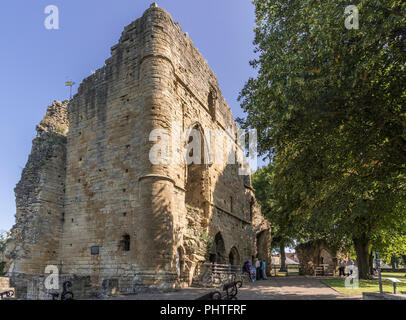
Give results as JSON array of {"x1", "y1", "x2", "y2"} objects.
[
  {"x1": 229, "y1": 247, "x2": 240, "y2": 266},
  {"x1": 319, "y1": 249, "x2": 333, "y2": 266},
  {"x1": 209, "y1": 232, "x2": 226, "y2": 264},
  {"x1": 185, "y1": 124, "x2": 206, "y2": 209}
]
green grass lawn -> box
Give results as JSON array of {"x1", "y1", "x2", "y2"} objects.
[
  {"x1": 379, "y1": 272, "x2": 406, "y2": 280},
  {"x1": 271, "y1": 272, "x2": 300, "y2": 277},
  {"x1": 322, "y1": 272, "x2": 406, "y2": 295},
  {"x1": 271, "y1": 266, "x2": 300, "y2": 277}
]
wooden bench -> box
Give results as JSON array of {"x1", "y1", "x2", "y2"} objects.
[
  {"x1": 315, "y1": 264, "x2": 334, "y2": 276},
  {"x1": 196, "y1": 281, "x2": 243, "y2": 300}
]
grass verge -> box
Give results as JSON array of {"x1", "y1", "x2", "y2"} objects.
[{"x1": 322, "y1": 272, "x2": 406, "y2": 295}]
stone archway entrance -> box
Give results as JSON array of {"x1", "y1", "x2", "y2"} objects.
[
  {"x1": 185, "y1": 124, "x2": 208, "y2": 214},
  {"x1": 229, "y1": 247, "x2": 240, "y2": 266},
  {"x1": 256, "y1": 230, "x2": 268, "y2": 260},
  {"x1": 175, "y1": 247, "x2": 185, "y2": 278},
  {"x1": 210, "y1": 232, "x2": 226, "y2": 264},
  {"x1": 319, "y1": 248, "x2": 334, "y2": 266}
]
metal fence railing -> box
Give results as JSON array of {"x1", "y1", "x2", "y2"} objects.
[{"x1": 199, "y1": 263, "x2": 245, "y2": 286}]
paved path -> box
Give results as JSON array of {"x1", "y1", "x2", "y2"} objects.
[
  {"x1": 112, "y1": 287, "x2": 212, "y2": 300},
  {"x1": 238, "y1": 276, "x2": 361, "y2": 300},
  {"x1": 113, "y1": 276, "x2": 362, "y2": 300}
]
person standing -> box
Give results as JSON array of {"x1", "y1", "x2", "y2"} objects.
[
  {"x1": 249, "y1": 259, "x2": 255, "y2": 281},
  {"x1": 243, "y1": 260, "x2": 252, "y2": 282},
  {"x1": 338, "y1": 259, "x2": 345, "y2": 277},
  {"x1": 255, "y1": 258, "x2": 261, "y2": 280},
  {"x1": 261, "y1": 259, "x2": 267, "y2": 280}
]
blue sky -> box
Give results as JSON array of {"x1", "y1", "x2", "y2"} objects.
[{"x1": 0, "y1": 0, "x2": 259, "y2": 232}]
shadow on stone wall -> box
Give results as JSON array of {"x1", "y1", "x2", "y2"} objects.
[{"x1": 181, "y1": 134, "x2": 271, "y2": 286}]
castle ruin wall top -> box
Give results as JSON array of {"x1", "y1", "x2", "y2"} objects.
[{"x1": 70, "y1": 5, "x2": 237, "y2": 133}]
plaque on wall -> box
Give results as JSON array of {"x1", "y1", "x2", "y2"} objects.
[{"x1": 91, "y1": 246, "x2": 100, "y2": 255}]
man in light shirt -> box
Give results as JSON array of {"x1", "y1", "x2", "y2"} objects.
[
  {"x1": 255, "y1": 258, "x2": 261, "y2": 280},
  {"x1": 261, "y1": 259, "x2": 267, "y2": 280}
]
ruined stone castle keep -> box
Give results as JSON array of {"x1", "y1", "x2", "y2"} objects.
[{"x1": 3, "y1": 4, "x2": 270, "y2": 298}]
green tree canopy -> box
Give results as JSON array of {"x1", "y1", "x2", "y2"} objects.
[
  {"x1": 253, "y1": 164, "x2": 310, "y2": 270},
  {"x1": 0, "y1": 231, "x2": 6, "y2": 253},
  {"x1": 239, "y1": 0, "x2": 405, "y2": 279}
]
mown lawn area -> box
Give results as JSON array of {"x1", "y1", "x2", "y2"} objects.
[
  {"x1": 322, "y1": 272, "x2": 406, "y2": 295},
  {"x1": 271, "y1": 266, "x2": 300, "y2": 277}
]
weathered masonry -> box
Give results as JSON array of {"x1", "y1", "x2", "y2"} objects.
[{"x1": 4, "y1": 3, "x2": 271, "y2": 298}]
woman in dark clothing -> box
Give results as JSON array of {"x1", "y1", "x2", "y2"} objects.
[{"x1": 243, "y1": 260, "x2": 252, "y2": 281}]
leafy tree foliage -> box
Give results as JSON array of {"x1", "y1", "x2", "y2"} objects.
[
  {"x1": 0, "y1": 231, "x2": 6, "y2": 253},
  {"x1": 252, "y1": 165, "x2": 303, "y2": 270},
  {"x1": 371, "y1": 201, "x2": 406, "y2": 263},
  {"x1": 239, "y1": 0, "x2": 405, "y2": 279}
]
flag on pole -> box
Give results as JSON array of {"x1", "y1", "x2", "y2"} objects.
[{"x1": 65, "y1": 79, "x2": 76, "y2": 99}]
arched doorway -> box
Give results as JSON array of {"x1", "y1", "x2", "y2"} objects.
[
  {"x1": 256, "y1": 230, "x2": 268, "y2": 260},
  {"x1": 185, "y1": 124, "x2": 207, "y2": 209},
  {"x1": 229, "y1": 247, "x2": 240, "y2": 266},
  {"x1": 210, "y1": 232, "x2": 226, "y2": 264},
  {"x1": 319, "y1": 248, "x2": 333, "y2": 266}
]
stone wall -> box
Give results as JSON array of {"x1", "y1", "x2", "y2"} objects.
[
  {"x1": 58, "y1": 4, "x2": 270, "y2": 293},
  {"x1": 296, "y1": 240, "x2": 347, "y2": 275},
  {"x1": 4, "y1": 101, "x2": 68, "y2": 280},
  {"x1": 0, "y1": 277, "x2": 14, "y2": 299},
  {"x1": 4, "y1": 4, "x2": 271, "y2": 298},
  {"x1": 8, "y1": 274, "x2": 90, "y2": 300}
]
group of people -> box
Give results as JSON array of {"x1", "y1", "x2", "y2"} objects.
[
  {"x1": 338, "y1": 258, "x2": 355, "y2": 277},
  {"x1": 243, "y1": 258, "x2": 267, "y2": 282}
]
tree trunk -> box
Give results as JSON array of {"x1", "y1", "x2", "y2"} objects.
[
  {"x1": 391, "y1": 256, "x2": 399, "y2": 270},
  {"x1": 391, "y1": 257, "x2": 397, "y2": 271},
  {"x1": 353, "y1": 235, "x2": 371, "y2": 280},
  {"x1": 368, "y1": 249, "x2": 374, "y2": 276},
  {"x1": 279, "y1": 244, "x2": 287, "y2": 272},
  {"x1": 402, "y1": 255, "x2": 406, "y2": 266}
]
